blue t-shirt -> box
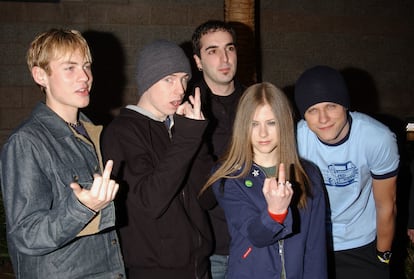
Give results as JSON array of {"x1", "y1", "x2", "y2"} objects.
[{"x1": 297, "y1": 111, "x2": 399, "y2": 251}]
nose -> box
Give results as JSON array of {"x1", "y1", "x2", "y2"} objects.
[
  {"x1": 79, "y1": 67, "x2": 91, "y2": 82},
  {"x1": 259, "y1": 124, "x2": 268, "y2": 137},
  {"x1": 222, "y1": 49, "x2": 229, "y2": 63},
  {"x1": 174, "y1": 80, "x2": 186, "y2": 98},
  {"x1": 318, "y1": 109, "x2": 329, "y2": 123}
]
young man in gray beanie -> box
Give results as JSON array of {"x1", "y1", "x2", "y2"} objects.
[
  {"x1": 294, "y1": 65, "x2": 399, "y2": 279},
  {"x1": 102, "y1": 39, "x2": 212, "y2": 279}
]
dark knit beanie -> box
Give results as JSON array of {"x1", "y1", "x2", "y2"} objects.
[
  {"x1": 294, "y1": 65, "x2": 350, "y2": 118},
  {"x1": 136, "y1": 39, "x2": 191, "y2": 96}
]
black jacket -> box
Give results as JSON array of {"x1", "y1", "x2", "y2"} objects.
[
  {"x1": 188, "y1": 78, "x2": 245, "y2": 255},
  {"x1": 102, "y1": 108, "x2": 212, "y2": 279}
]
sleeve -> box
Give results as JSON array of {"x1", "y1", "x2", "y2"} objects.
[
  {"x1": 102, "y1": 115, "x2": 207, "y2": 219},
  {"x1": 367, "y1": 125, "x2": 400, "y2": 178},
  {"x1": 213, "y1": 177, "x2": 293, "y2": 248},
  {"x1": 304, "y1": 165, "x2": 328, "y2": 278},
  {"x1": 196, "y1": 156, "x2": 219, "y2": 210},
  {"x1": 0, "y1": 135, "x2": 96, "y2": 256}
]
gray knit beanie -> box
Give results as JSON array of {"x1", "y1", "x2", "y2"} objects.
[
  {"x1": 136, "y1": 39, "x2": 191, "y2": 96},
  {"x1": 294, "y1": 65, "x2": 350, "y2": 118}
]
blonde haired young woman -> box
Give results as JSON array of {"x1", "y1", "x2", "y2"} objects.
[{"x1": 201, "y1": 82, "x2": 328, "y2": 279}]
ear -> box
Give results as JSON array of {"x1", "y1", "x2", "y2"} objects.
[
  {"x1": 193, "y1": 54, "x2": 202, "y2": 71},
  {"x1": 31, "y1": 66, "x2": 47, "y2": 87}
]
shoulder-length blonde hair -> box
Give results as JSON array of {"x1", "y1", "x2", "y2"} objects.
[{"x1": 201, "y1": 82, "x2": 311, "y2": 208}]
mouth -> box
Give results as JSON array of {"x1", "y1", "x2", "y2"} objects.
[
  {"x1": 318, "y1": 124, "x2": 334, "y2": 131},
  {"x1": 76, "y1": 87, "x2": 90, "y2": 96},
  {"x1": 219, "y1": 66, "x2": 232, "y2": 74}
]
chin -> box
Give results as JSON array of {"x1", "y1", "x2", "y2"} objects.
[{"x1": 78, "y1": 101, "x2": 90, "y2": 109}]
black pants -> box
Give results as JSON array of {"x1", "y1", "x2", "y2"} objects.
[{"x1": 330, "y1": 240, "x2": 389, "y2": 279}]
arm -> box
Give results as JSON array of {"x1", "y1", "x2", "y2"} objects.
[
  {"x1": 372, "y1": 176, "x2": 397, "y2": 252},
  {"x1": 189, "y1": 141, "x2": 217, "y2": 210},
  {"x1": 103, "y1": 116, "x2": 207, "y2": 219},
  {"x1": 102, "y1": 89, "x2": 207, "y2": 218},
  {"x1": 213, "y1": 176, "x2": 293, "y2": 248},
  {"x1": 0, "y1": 135, "x2": 97, "y2": 255}
]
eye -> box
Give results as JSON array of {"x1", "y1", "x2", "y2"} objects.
[
  {"x1": 327, "y1": 103, "x2": 337, "y2": 110},
  {"x1": 83, "y1": 63, "x2": 92, "y2": 71},
  {"x1": 164, "y1": 77, "x2": 173, "y2": 83},
  {"x1": 207, "y1": 49, "x2": 216, "y2": 55},
  {"x1": 251, "y1": 121, "x2": 259, "y2": 127},
  {"x1": 181, "y1": 76, "x2": 189, "y2": 85},
  {"x1": 227, "y1": 45, "x2": 236, "y2": 52},
  {"x1": 267, "y1": 120, "x2": 276, "y2": 126}
]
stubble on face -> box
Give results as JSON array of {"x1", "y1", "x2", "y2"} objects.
[{"x1": 196, "y1": 31, "x2": 237, "y2": 94}]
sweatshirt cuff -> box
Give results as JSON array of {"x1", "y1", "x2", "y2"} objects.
[{"x1": 268, "y1": 209, "x2": 288, "y2": 223}]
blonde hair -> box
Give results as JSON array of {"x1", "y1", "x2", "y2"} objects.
[
  {"x1": 27, "y1": 29, "x2": 92, "y2": 91},
  {"x1": 201, "y1": 82, "x2": 311, "y2": 208}
]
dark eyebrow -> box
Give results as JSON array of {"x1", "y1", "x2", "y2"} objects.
[
  {"x1": 204, "y1": 42, "x2": 235, "y2": 52},
  {"x1": 204, "y1": 45, "x2": 218, "y2": 51}
]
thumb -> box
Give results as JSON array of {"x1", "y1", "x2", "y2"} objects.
[
  {"x1": 176, "y1": 101, "x2": 188, "y2": 115},
  {"x1": 70, "y1": 182, "x2": 82, "y2": 194}
]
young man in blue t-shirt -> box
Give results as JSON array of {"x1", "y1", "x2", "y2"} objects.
[{"x1": 294, "y1": 65, "x2": 399, "y2": 279}]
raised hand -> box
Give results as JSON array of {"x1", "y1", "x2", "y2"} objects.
[
  {"x1": 262, "y1": 163, "x2": 293, "y2": 214},
  {"x1": 70, "y1": 160, "x2": 119, "y2": 212},
  {"x1": 176, "y1": 87, "x2": 205, "y2": 120}
]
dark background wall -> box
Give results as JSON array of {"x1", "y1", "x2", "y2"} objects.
[
  {"x1": 0, "y1": 0, "x2": 413, "y2": 145},
  {"x1": 0, "y1": 1, "x2": 414, "y2": 277}
]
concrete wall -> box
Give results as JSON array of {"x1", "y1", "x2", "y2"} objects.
[{"x1": 0, "y1": 0, "x2": 413, "y2": 147}]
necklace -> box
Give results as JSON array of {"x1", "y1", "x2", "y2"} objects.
[{"x1": 67, "y1": 121, "x2": 82, "y2": 128}]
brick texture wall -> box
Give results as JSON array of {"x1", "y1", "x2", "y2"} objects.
[{"x1": 0, "y1": 0, "x2": 413, "y2": 148}]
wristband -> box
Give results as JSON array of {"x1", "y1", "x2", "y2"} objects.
[{"x1": 376, "y1": 250, "x2": 392, "y2": 264}]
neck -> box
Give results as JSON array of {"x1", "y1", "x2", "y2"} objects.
[
  {"x1": 45, "y1": 101, "x2": 79, "y2": 124},
  {"x1": 205, "y1": 78, "x2": 235, "y2": 96},
  {"x1": 253, "y1": 152, "x2": 278, "y2": 168}
]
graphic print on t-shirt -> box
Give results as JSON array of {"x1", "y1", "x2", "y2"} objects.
[{"x1": 322, "y1": 161, "x2": 358, "y2": 187}]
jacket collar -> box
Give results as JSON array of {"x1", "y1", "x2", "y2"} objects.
[{"x1": 32, "y1": 102, "x2": 93, "y2": 140}]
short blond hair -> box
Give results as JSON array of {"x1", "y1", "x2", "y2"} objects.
[{"x1": 27, "y1": 29, "x2": 92, "y2": 75}]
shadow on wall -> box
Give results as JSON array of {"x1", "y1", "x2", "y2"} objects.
[
  {"x1": 82, "y1": 30, "x2": 126, "y2": 126},
  {"x1": 341, "y1": 67, "x2": 379, "y2": 116},
  {"x1": 228, "y1": 21, "x2": 257, "y2": 86}
]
